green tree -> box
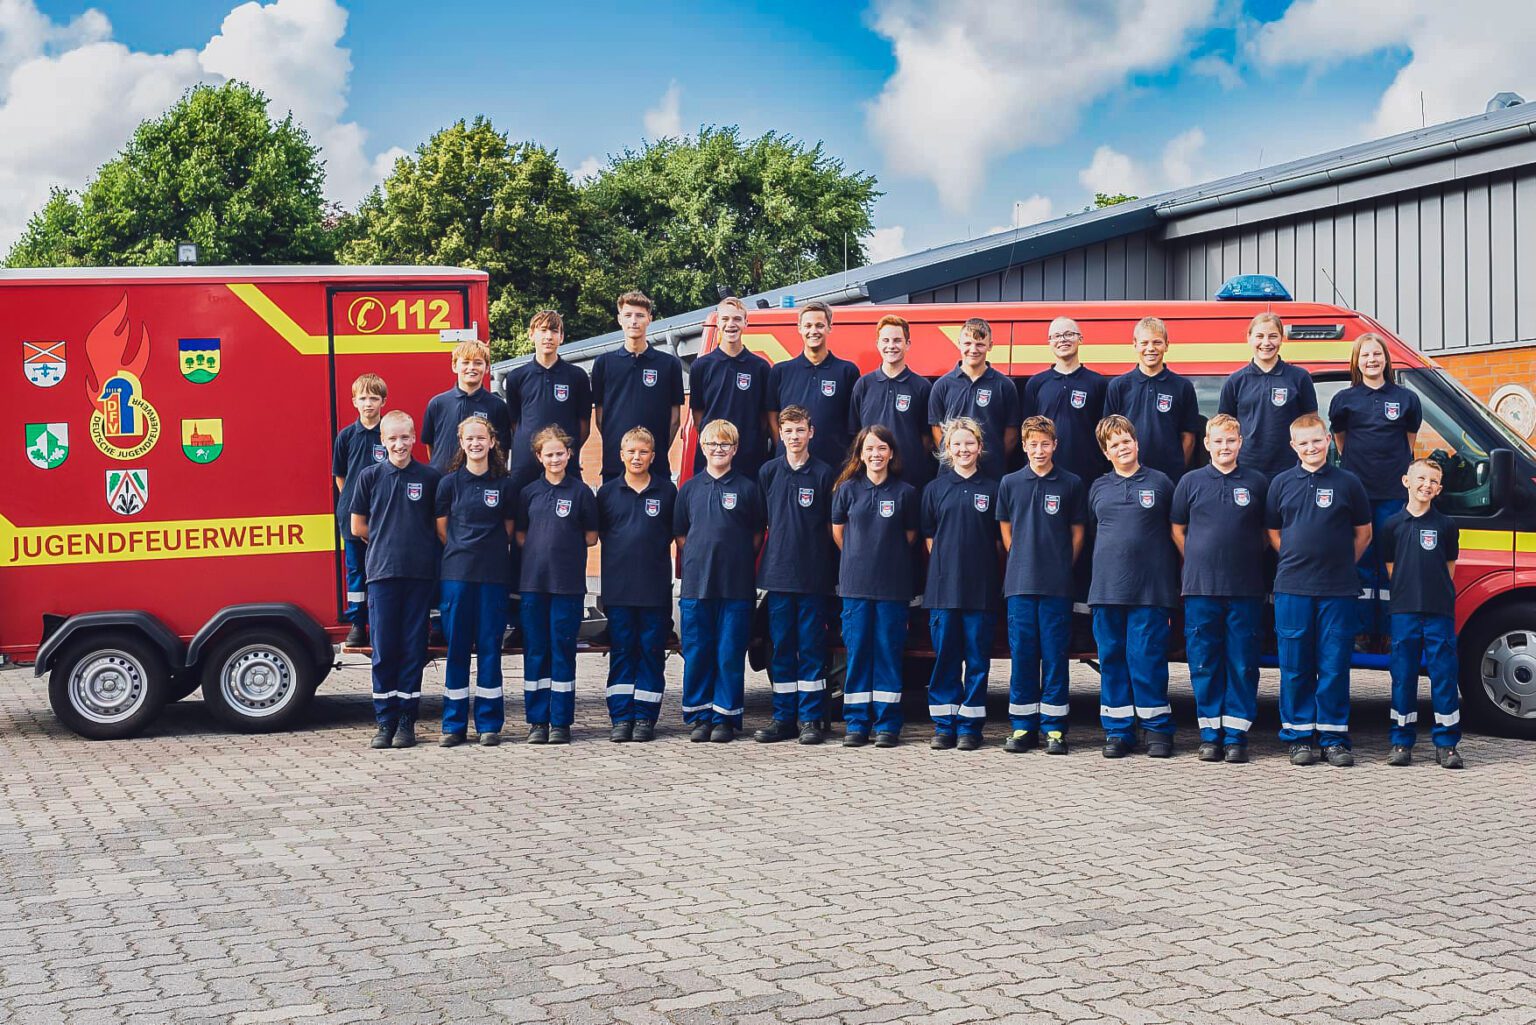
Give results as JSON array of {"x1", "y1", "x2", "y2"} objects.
[
  {"x1": 581, "y1": 126, "x2": 880, "y2": 321},
  {"x1": 7, "y1": 82, "x2": 332, "y2": 267},
  {"x1": 1093, "y1": 192, "x2": 1138, "y2": 209},
  {"x1": 338, "y1": 117, "x2": 598, "y2": 358}
]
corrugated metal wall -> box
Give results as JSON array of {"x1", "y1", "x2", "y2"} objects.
[{"x1": 911, "y1": 167, "x2": 1536, "y2": 355}]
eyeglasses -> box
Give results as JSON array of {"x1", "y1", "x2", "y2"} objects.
[
  {"x1": 703, "y1": 442, "x2": 736, "y2": 450},
  {"x1": 1048, "y1": 331, "x2": 1082, "y2": 341}
]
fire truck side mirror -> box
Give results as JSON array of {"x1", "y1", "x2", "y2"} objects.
[{"x1": 1488, "y1": 448, "x2": 1515, "y2": 510}]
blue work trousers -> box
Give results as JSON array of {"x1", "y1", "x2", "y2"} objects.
[
  {"x1": 343, "y1": 538, "x2": 369, "y2": 628},
  {"x1": 841, "y1": 598, "x2": 908, "y2": 736},
  {"x1": 765, "y1": 592, "x2": 831, "y2": 725},
  {"x1": 927, "y1": 609, "x2": 994, "y2": 736},
  {"x1": 369, "y1": 578, "x2": 432, "y2": 726},
  {"x1": 679, "y1": 598, "x2": 752, "y2": 727},
  {"x1": 1389, "y1": 613, "x2": 1462, "y2": 748},
  {"x1": 606, "y1": 605, "x2": 671, "y2": 723},
  {"x1": 1184, "y1": 596, "x2": 1261, "y2": 744},
  {"x1": 1092, "y1": 605, "x2": 1173, "y2": 740},
  {"x1": 1274, "y1": 593, "x2": 1354, "y2": 747},
  {"x1": 521, "y1": 591, "x2": 582, "y2": 727},
  {"x1": 1006, "y1": 595, "x2": 1073, "y2": 734},
  {"x1": 439, "y1": 579, "x2": 508, "y2": 735}
]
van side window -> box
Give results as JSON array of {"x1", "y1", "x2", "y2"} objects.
[{"x1": 1397, "y1": 369, "x2": 1510, "y2": 517}]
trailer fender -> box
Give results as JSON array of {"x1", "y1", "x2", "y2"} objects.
[
  {"x1": 185, "y1": 604, "x2": 334, "y2": 677},
  {"x1": 33, "y1": 611, "x2": 183, "y2": 678}
]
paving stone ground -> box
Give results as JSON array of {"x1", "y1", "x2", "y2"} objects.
[{"x1": 4, "y1": 654, "x2": 1536, "y2": 1025}]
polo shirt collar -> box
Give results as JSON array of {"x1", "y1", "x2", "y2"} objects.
[
  {"x1": 1021, "y1": 465, "x2": 1060, "y2": 481},
  {"x1": 948, "y1": 362, "x2": 994, "y2": 381},
  {"x1": 879, "y1": 365, "x2": 913, "y2": 382},
  {"x1": 1250, "y1": 358, "x2": 1290, "y2": 377}
]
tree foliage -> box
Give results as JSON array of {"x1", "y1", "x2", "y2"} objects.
[
  {"x1": 582, "y1": 126, "x2": 880, "y2": 323},
  {"x1": 6, "y1": 82, "x2": 332, "y2": 268},
  {"x1": 1093, "y1": 192, "x2": 1139, "y2": 209},
  {"x1": 338, "y1": 117, "x2": 599, "y2": 359}
]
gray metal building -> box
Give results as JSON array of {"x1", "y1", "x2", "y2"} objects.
[{"x1": 503, "y1": 96, "x2": 1536, "y2": 411}]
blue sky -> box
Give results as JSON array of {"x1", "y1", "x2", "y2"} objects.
[{"x1": 14, "y1": 1, "x2": 1536, "y2": 260}]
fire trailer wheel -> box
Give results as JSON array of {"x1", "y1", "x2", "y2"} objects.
[
  {"x1": 199, "y1": 629, "x2": 316, "y2": 732},
  {"x1": 1460, "y1": 603, "x2": 1536, "y2": 740},
  {"x1": 47, "y1": 631, "x2": 170, "y2": 740}
]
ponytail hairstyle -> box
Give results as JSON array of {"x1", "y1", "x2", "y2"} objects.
[
  {"x1": 446, "y1": 414, "x2": 507, "y2": 477},
  {"x1": 833, "y1": 424, "x2": 903, "y2": 490}
]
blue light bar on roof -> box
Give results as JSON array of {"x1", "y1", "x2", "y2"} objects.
[{"x1": 1215, "y1": 274, "x2": 1293, "y2": 301}]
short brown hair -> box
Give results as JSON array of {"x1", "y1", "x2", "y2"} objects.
[
  {"x1": 798, "y1": 300, "x2": 834, "y2": 326},
  {"x1": 1407, "y1": 457, "x2": 1443, "y2": 479},
  {"x1": 617, "y1": 290, "x2": 653, "y2": 314},
  {"x1": 1205, "y1": 413, "x2": 1241, "y2": 436},
  {"x1": 876, "y1": 314, "x2": 910, "y2": 341},
  {"x1": 1134, "y1": 316, "x2": 1168, "y2": 341},
  {"x1": 778, "y1": 404, "x2": 812, "y2": 426},
  {"x1": 620, "y1": 426, "x2": 655, "y2": 451},
  {"x1": 960, "y1": 317, "x2": 991, "y2": 342},
  {"x1": 1289, "y1": 412, "x2": 1328, "y2": 435},
  {"x1": 529, "y1": 309, "x2": 564, "y2": 333},
  {"x1": 717, "y1": 296, "x2": 747, "y2": 315},
  {"x1": 1348, "y1": 332, "x2": 1395, "y2": 387},
  {"x1": 351, "y1": 373, "x2": 387, "y2": 399},
  {"x1": 1095, "y1": 414, "x2": 1136, "y2": 451},
  {"x1": 1021, "y1": 415, "x2": 1057, "y2": 442},
  {"x1": 451, "y1": 340, "x2": 491, "y2": 366},
  {"x1": 531, "y1": 424, "x2": 574, "y2": 455}
]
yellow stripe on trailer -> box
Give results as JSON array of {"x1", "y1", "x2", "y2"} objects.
[
  {"x1": 227, "y1": 283, "x2": 446, "y2": 355},
  {"x1": 1, "y1": 511, "x2": 336, "y2": 568}
]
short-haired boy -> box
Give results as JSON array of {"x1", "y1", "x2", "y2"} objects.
[
  {"x1": 421, "y1": 340, "x2": 512, "y2": 473},
  {"x1": 596, "y1": 427, "x2": 677, "y2": 743},
  {"x1": 1170, "y1": 413, "x2": 1270, "y2": 763},
  {"x1": 755, "y1": 405, "x2": 838, "y2": 745},
  {"x1": 1382, "y1": 459, "x2": 1464, "y2": 768},
  {"x1": 690, "y1": 296, "x2": 772, "y2": 479},
  {"x1": 333, "y1": 373, "x2": 388, "y2": 647},
  {"x1": 1265, "y1": 412, "x2": 1372, "y2": 767},
  {"x1": 592, "y1": 290, "x2": 686, "y2": 480},
  {"x1": 1087, "y1": 414, "x2": 1180, "y2": 758},
  {"x1": 350, "y1": 410, "x2": 442, "y2": 750},
  {"x1": 928, "y1": 318, "x2": 1019, "y2": 480},
  {"x1": 1103, "y1": 317, "x2": 1199, "y2": 481},
  {"x1": 674, "y1": 419, "x2": 765, "y2": 743},
  {"x1": 850, "y1": 315, "x2": 935, "y2": 490},
  {"x1": 504, "y1": 310, "x2": 592, "y2": 495},
  {"x1": 997, "y1": 415, "x2": 1085, "y2": 754},
  {"x1": 766, "y1": 302, "x2": 860, "y2": 468}
]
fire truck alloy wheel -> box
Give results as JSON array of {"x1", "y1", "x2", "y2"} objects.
[
  {"x1": 48, "y1": 630, "x2": 170, "y2": 740},
  {"x1": 200, "y1": 628, "x2": 316, "y2": 731},
  {"x1": 1478, "y1": 630, "x2": 1536, "y2": 720},
  {"x1": 1460, "y1": 603, "x2": 1536, "y2": 739}
]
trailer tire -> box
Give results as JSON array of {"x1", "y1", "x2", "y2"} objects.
[
  {"x1": 48, "y1": 631, "x2": 170, "y2": 740},
  {"x1": 199, "y1": 628, "x2": 316, "y2": 732},
  {"x1": 169, "y1": 674, "x2": 202, "y2": 702},
  {"x1": 1460, "y1": 602, "x2": 1536, "y2": 740}
]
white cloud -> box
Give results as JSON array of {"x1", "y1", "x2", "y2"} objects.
[
  {"x1": 865, "y1": 0, "x2": 1220, "y2": 211},
  {"x1": 1249, "y1": 1, "x2": 1536, "y2": 137},
  {"x1": 0, "y1": 0, "x2": 394, "y2": 249},
  {"x1": 1188, "y1": 54, "x2": 1241, "y2": 90},
  {"x1": 643, "y1": 81, "x2": 682, "y2": 139},
  {"x1": 1079, "y1": 146, "x2": 1150, "y2": 199},
  {"x1": 864, "y1": 225, "x2": 907, "y2": 263},
  {"x1": 1159, "y1": 127, "x2": 1206, "y2": 188},
  {"x1": 572, "y1": 155, "x2": 602, "y2": 183},
  {"x1": 1011, "y1": 194, "x2": 1055, "y2": 227},
  {"x1": 1078, "y1": 127, "x2": 1207, "y2": 200}
]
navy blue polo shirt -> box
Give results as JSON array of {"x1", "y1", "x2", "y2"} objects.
[
  {"x1": 1021, "y1": 366, "x2": 1108, "y2": 484},
  {"x1": 1169, "y1": 464, "x2": 1271, "y2": 597},
  {"x1": 1328, "y1": 382, "x2": 1423, "y2": 501},
  {"x1": 350, "y1": 460, "x2": 442, "y2": 582},
  {"x1": 1265, "y1": 463, "x2": 1372, "y2": 597},
  {"x1": 758, "y1": 456, "x2": 838, "y2": 594},
  {"x1": 674, "y1": 469, "x2": 764, "y2": 600},
  {"x1": 767, "y1": 351, "x2": 862, "y2": 469},
  {"x1": 690, "y1": 346, "x2": 772, "y2": 478},
  {"x1": 1087, "y1": 468, "x2": 1179, "y2": 608},
  {"x1": 504, "y1": 356, "x2": 592, "y2": 481},
  {"x1": 597, "y1": 474, "x2": 677, "y2": 608},
  {"x1": 850, "y1": 367, "x2": 936, "y2": 489},
  {"x1": 332, "y1": 419, "x2": 385, "y2": 541},
  {"x1": 434, "y1": 468, "x2": 516, "y2": 584},
  {"x1": 996, "y1": 464, "x2": 1086, "y2": 598},
  {"x1": 1104, "y1": 367, "x2": 1200, "y2": 481},
  {"x1": 831, "y1": 475, "x2": 920, "y2": 601},
  {"x1": 591, "y1": 343, "x2": 686, "y2": 478},
  {"x1": 1217, "y1": 359, "x2": 1318, "y2": 478},
  {"x1": 1383, "y1": 507, "x2": 1459, "y2": 617},
  {"x1": 921, "y1": 469, "x2": 1001, "y2": 610},
  {"x1": 420, "y1": 385, "x2": 513, "y2": 473},
  {"x1": 515, "y1": 476, "x2": 598, "y2": 595},
  {"x1": 928, "y1": 364, "x2": 1020, "y2": 481}
]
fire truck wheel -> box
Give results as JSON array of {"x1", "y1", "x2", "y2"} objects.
[
  {"x1": 48, "y1": 631, "x2": 171, "y2": 740},
  {"x1": 199, "y1": 629, "x2": 316, "y2": 732},
  {"x1": 1460, "y1": 603, "x2": 1536, "y2": 740}
]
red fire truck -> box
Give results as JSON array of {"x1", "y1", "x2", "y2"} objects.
[{"x1": 2, "y1": 266, "x2": 490, "y2": 738}]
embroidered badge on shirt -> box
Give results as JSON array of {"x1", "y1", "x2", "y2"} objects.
[
  {"x1": 1270, "y1": 387, "x2": 1289, "y2": 406},
  {"x1": 1156, "y1": 393, "x2": 1172, "y2": 413},
  {"x1": 372, "y1": 444, "x2": 386, "y2": 462},
  {"x1": 895, "y1": 393, "x2": 911, "y2": 412},
  {"x1": 820, "y1": 379, "x2": 837, "y2": 397},
  {"x1": 879, "y1": 499, "x2": 895, "y2": 518},
  {"x1": 798, "y1": 487, "x2": 815, "y2": 507},
  {"x1": 645, "y1": 497, "x2": 661, "y2": 517},
  {"x1": 554, "y1": 383, "x2": 569, "y2": 402},
  {"x1": 642, "y1": 368, "x2": 658, "y2": 387},
  {"x1": 1316, "y1": 488, "x2": 1334, "y2": 508},
  {"x1": 721, "y1": 492, "x2": 738, "y2": 510},
  {"x1": 483, "y1": 489, "x2": 500, "y2": 508},
  {"x1": 406, "y1": 482, "x2": 424, "y2": 501},
  {"x1": 976, "y1": 388, "x2": 992, "y2": 408},
  {"x1": 736, "y1": 372, "x2": 752, "y2": 391},
  {"x1": 1420, "y1": 528, "x2": 1438, "y2": 550},
  {"x1": 1138, "y1": 489, "x2": 1156, "y2": 508},
  {"x1": 555, "y1": 498, "x2": 572, "y2": 517},
  {"x1": 1233, "y1": 487, "x2": 1251, "y2": 507},
  {"x1": 973, "y1": 493, "x2": 990, "y2": 512},
  {"x1": 1385, "y1": 401, "x2": 1401, "y2": 421},
  {"x1": 1070, "y1": 389, "x2": 1087, "y2": 409},
  {"x1": 1044, "y1": 494, "x2": 1061, "y2": 515}
]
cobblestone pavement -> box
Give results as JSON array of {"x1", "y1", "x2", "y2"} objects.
[{"x1": 4, "y1": 655, "x2": 1536, "y2": 1025}]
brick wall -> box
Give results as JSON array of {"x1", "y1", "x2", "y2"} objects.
[{"x1": 1435, "y1": 348, "x2": 1536, "y2": 440}]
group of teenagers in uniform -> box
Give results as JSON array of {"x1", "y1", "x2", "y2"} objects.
[{"x1": 333, "y1": 289, "x2": 1467, "y2": 769}]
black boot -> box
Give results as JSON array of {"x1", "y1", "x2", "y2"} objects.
[
  {"x1": 370, "y1": 722, "x2": 394, "y2": 749},
  {"x1": 344, "y1": 623, "x2": 368, "y2": 648},
  {"x1": 391, "y1": 719, "x2": 417, "y2": 749}
]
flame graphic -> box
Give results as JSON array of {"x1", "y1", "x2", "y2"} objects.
[{"x1": 83, "y1": 293, "x2": 150, "y2": 400}]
